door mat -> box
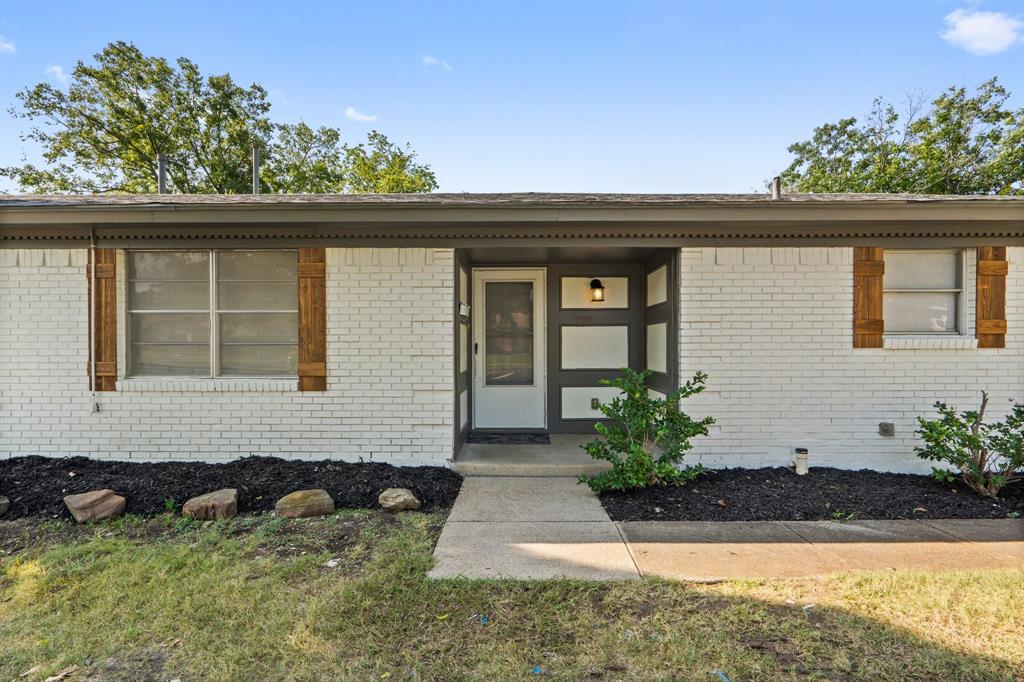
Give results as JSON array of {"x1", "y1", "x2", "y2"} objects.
[{"x1": 466, "y1": 431, "x2": 551, "y2": 445}]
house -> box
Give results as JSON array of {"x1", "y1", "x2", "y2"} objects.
[{"x1": 1, "y1": 193, "x2": 1021, "y2": 473}]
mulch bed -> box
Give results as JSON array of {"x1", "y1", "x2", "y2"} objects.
[
  {"x1": 599, "y1": 467, "x2": 1024, "y2": 521},
  {"x1": 0, "y1": 456, "x2": 462, "y2": 520}
]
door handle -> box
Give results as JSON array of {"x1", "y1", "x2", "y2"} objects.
[{"x1": 474, "y1": 342, "x2": 479, "y2": 355}]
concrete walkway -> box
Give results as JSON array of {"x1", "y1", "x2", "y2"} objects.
[{"x1": 430, "y1": 477, "x2": 1024, "y2": 581}]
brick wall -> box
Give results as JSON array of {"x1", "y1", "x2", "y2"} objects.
[
  {"x1": 0, "y1": 248, "x2": 454, "y2": 465},
  {"x1": 678, "y1": 247, "x2": 1024, "y2": 473}
]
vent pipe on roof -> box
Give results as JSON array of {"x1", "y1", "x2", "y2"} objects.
[
  {"x1": 156, "y1": 154, "x2": 167, "y2": 194},
  {"x1": 252, "y1": 143, "x2": 261, "y2": 195},
  {"x1": 770, "y1": 176, "x2": 782, "y2": 201}
]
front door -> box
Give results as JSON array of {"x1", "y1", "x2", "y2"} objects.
[{"x1": 472, "y1": 268, "x2": 547, "y2": 429}]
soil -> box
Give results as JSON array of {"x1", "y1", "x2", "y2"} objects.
[
  {"x1": 0, "y1": 455, "x2": 462, "y2": 520},
  {"x1": 599, "y1": 467, "x2": 1024, "y2": 521}
]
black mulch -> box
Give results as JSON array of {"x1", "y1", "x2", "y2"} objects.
[
  {"x1": 466, "y1": 431, "x2": 551, "y2": 445},
  {"x1": 599, "y1": 467, "x2": 1024, "y2": 521},
  {"x1": 0, "y1": 456, "x2": 463, "y2": 520}
]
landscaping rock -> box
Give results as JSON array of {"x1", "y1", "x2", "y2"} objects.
[
  {"x1": 63, "y1": 489, "x2": 126, "y2": 523},
  {"x1": 0, "y1": 495, "x2": 9, "y2": 517},
  {"x1": 275, "y1": 489, "x2": 335, "y2": 518},
  {"x1": 182, "y1": 488, "x2": 238, "y2": 520},
  {"x1": 378, "y1": 488, "x2": 421, "y2": 513}
]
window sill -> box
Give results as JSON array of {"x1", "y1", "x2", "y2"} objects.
[
  {"x1": 116, "y1": 378, "x2": 299, "y2": 393},
  {"x1": 883, "y1": 336, "x2": 978, "y2": 350}
]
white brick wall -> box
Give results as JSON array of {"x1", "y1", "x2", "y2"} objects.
[
  {"x1": 678, "y1": 246, "x2": 1024, "y2": 473},
  {"x1": 0, "y1": 248, "x2": 454, "y2": 465}
]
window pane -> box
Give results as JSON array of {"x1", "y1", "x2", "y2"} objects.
[
  {"x1": 884, "y1": 292, "x2": 958, "y2": 333},
  {"x1": 485, "y1": 281, "x2": 534, "y2": 385},
  {"x1": 130, "y1": 281, "x2": 209, "y2": 310},
  {"x1": 218, "y1": 251, "x2": 296, "y2": 280},
  {"x1": 130, "y1": 344, "x2": 209, "y2": 376},
  {"x1": 128, "y1": 251, "x2": 210, "y2": 281},
  {"x1": 131, "y1": 313, "x2": 209, "y2": 344},
  {"x1": 219, "y1": 345, "x2": 297, "y2": 376},
  {"x1": 884, "y1": 251, "x2": 959, "y2": 290},
  {"x1": 217, "y1": 281, "x2": 298, "y2": 310},
  {"x1": 220, "y1": 313, "x2": 298, "y2": 344}
]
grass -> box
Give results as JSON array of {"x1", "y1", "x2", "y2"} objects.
[{"x1": 1, "y1": 511, "x2": 1021, "y2": 681}]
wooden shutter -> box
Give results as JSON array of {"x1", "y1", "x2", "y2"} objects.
[
  {"x1": 853, "y1": 247, "x2": 885, "y2": 348},
  {"x1": 297, "y1": 247, "x2": 327, "y2": 391},
  {"x1": 977, "y1": 247, "x2": 1008, "y2": 349},
  {"x1": 87, "y1": 248, "x2": 117, "y2": 391}
]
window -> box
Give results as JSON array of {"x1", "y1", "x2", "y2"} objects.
[
  {"x1": 128, "y1": 250, "x2": 298, "y2": 377},
  {"x1": 883, "y1": 249, "x2": 963, "y2": 335}
]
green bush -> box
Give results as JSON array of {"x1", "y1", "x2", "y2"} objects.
[
  {"x1": 579, "y1": 368, "x2": 714, "y2": 493},
  {"x1": 915, "y1": 392, "x2": 1024, "y2": 498}
]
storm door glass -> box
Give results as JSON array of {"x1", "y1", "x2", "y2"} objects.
[{"x1": 484, "y1": 282, "x2": 534, "y2": 385}]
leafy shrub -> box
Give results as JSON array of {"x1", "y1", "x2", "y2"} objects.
[
  {"x1": 580, "y1": 368, "x2": 714, "y2": 493},
  {"x1": 915, "y1": 392, "x2": 1024, "y2": 498}
]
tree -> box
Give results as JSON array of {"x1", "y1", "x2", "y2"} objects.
[
  {"x1": 1, "y1": 41, "x2": 437, "y2": 194},
  {"x1": 780, "y1": 78, "x2": 1024, "y2": 195}
]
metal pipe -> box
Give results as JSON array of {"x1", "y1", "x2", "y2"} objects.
[
  {"x1": 252, "y1": 144, "x2": 260, "y2": 195},
  {"x1": 771, "y1": 176, "x2": 782, "y2": 200},
  {"x1": 157, "y1": 154, "x2": 167, "y2": 194},
  {"x1": 89, "y1": 226, "x2": 99, "y2": 413}
]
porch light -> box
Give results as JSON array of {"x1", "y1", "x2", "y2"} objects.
[{"x1": 589, "y1": 279, "x2": 605, "y2": 302}]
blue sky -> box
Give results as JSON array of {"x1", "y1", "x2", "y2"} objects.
[{"x1": 0, "y1": 0, "x2": 1021, "y2": 194}]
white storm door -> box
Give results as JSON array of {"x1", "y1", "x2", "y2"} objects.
[{"x1": 472, "y1": 268, "x2": 547, "y2": 429}]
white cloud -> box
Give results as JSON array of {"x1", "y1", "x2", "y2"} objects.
[
  {"x1": 0, "y1": 36, "x2": 15, "y2": 54},
  {"x1": 44, "y1": 65, "x2": 70, "y2": 85},
  {"x1": 344, "y1": 106, "x2": 378, "y2": 122},
  {"x1": 940, "y1": 9, "x2": 1023, "y2": 55},
  {"x1": 421, "y1": 54, "x2": 452, "y2": 71}
]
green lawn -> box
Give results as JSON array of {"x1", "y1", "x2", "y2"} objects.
[{"x1": 1, "y1": 511, "x2": 1020, "y2": 681}]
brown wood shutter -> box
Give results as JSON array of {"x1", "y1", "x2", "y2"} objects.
[
  {"x1": 853, "y1": 247, "x2": 885, "y2": 348},
  {"x1": 87, "y1": 248, "x2": 117, "y2": 390},
  {"x1": 977, "y1": 247, "x2": 1008, "y2": 349},
  {"x1": 297, "y1": 247, "x2": 327, "y2": 391}
]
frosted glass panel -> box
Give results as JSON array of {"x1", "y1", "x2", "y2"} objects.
[
  {"x1": 219, "y1": 345, "x2": 297, "y2": 376},
  {"x1": 560, "y1": 277, "x2": 629, "y2": 308},
  {"x1": 130, "y1": 344, "x2": 209, "y2": 376},
  {"x1": 218, "y1": 251, "x2": 296, "y2": 280},
  {"x1": 485, "y1": 282, "x2": 534, "y2": 385},
  {"x1": 884, "y1": 251, "x2": 959, "y2": 290},
  {"x1": 884, "y1": 292, "x2": 958, "y2": 333},
  {"x1": 646, "y1": 322, "x2": 667, "y2": 373},
  {"x1": 646, "y1": 266, "x2": 667, "y2": 306},
  {"x1": 561, "y1": 326, "x2": 629, "y2": 369},
  {"x1": 459, "y1": 323, "x2": 469, "y2": 373}
]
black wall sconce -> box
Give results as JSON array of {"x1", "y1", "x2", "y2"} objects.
[{"x1": 589, "y1": 278, "x2": 605, "y2": 302}]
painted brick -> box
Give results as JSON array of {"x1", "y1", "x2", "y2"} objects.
[
  {"x1": 678, "y1": 247, "x2": 1024, "y2": 473},
  {"x1": 0, "y1": 248, "x2": 454, "y2": 465}
]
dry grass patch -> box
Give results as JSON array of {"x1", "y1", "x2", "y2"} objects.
[{"x1": 1, "y1": 511, "x2": 1020, "y2": 681}]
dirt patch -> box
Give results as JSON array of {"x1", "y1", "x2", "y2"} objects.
[
  {"x1": 599, "y1": 467, "x2": 1024, "y2": 521},
  {"x1": 0, "y1": 456, "x2": 462, "y2": 520}
]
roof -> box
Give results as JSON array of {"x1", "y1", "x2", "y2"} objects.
[
  {"x1": 1, "y1": 192, "x2": 1021, "y2": 248},
  {"x1": 1, "y1": 191, "x2": 1020, "y2": 208}
]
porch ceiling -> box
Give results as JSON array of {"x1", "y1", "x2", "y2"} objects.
[{"x1": 465, "y1": 246, "x2": 661, "y2": 263}]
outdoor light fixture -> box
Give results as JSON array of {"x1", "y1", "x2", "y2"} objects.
[{"x1": 589, "y1": 279, "x2": 605, "y2": 302}]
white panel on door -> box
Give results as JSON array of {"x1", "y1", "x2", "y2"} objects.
[
  {"x1": 646, "y1": 265, "x2": 667, "y2": 306},
  {"x1": 460, "y1": 390, "x2": 469, "y2": 429},
  {"x1": 560, "y1": 276, "x2": 629, "y2": 309},
  {"x1": 646, "y1": 322, "x2": 667, "y2": 373},
  {"x1": 561, "y1": 386, "x2": 623, "y2": 419},
  {"x1": 459, "y1": 267, "x2": 469, "y2": 304},
  {"x1": 561, "y1": 326, "x2": 629, "y2": 369}
]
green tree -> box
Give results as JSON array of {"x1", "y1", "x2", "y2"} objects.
[
  {"x1": 2, "y1": 41, "x2": 437, "y2": 194},
  {"x1": 780, "y1": 78, "x2": 1023, "y2": 195}
]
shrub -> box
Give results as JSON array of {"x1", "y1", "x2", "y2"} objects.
[
  {"x1": 579, "y1": 368, "x2": 714, "y2": 493},
  {"x1": 915, "y1": 392, "x2": 1024, "y2": 498}
]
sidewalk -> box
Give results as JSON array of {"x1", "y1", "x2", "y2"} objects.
[{"x1": 429, "y1": 477, "x2": 1024, "y2": 581}]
